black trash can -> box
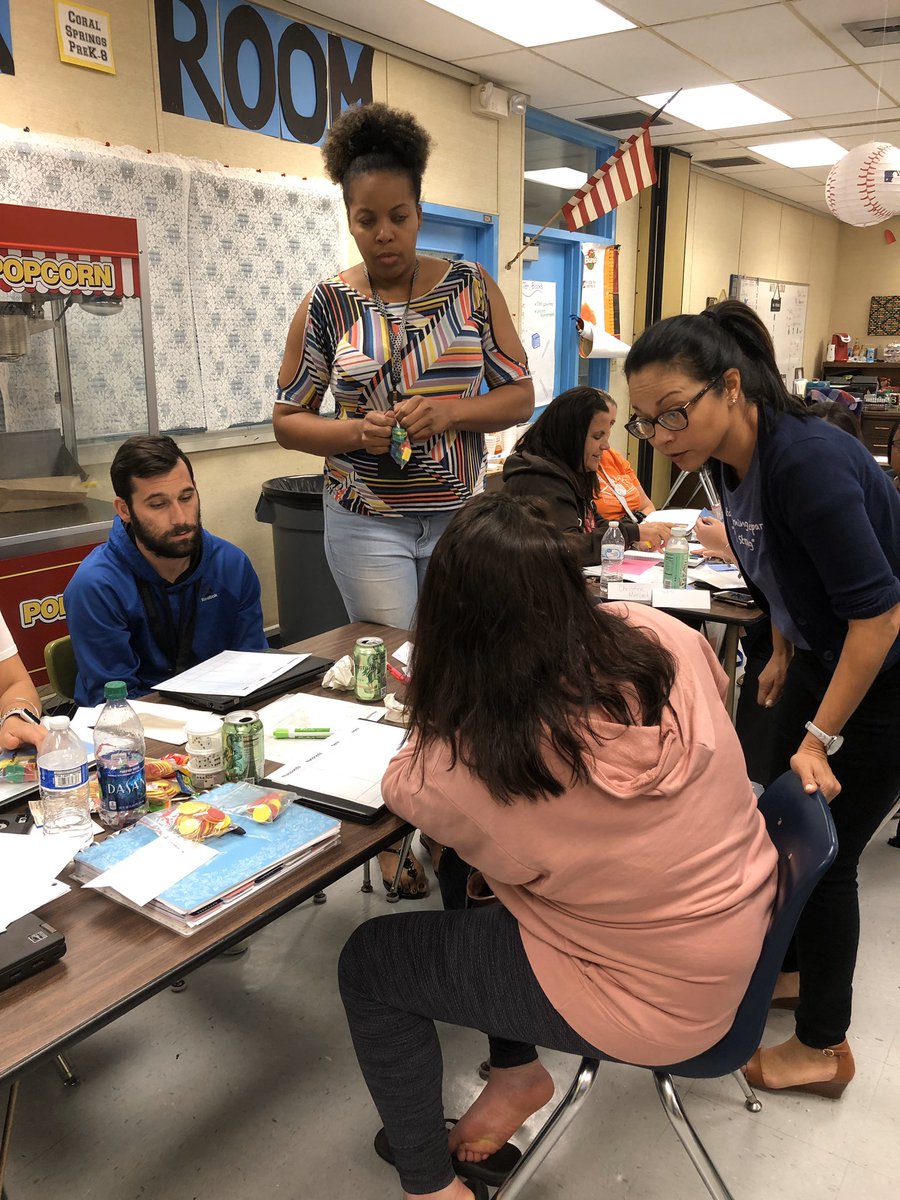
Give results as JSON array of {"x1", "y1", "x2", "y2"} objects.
[{"x1": 255, "y1": 475, "x2": 349, "y2": 643}]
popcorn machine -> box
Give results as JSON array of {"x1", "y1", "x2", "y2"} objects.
[{"x1": 0, "y1": 203, "x2": 157, "y2": 685}]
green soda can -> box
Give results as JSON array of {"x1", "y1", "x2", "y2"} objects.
[
  {"x1": 354, "y1": 637, "x2": 387, "y2": 702},
  {"x1": 223, "y1": 710, "x2": 265, "y2": 783},
  {"x1": 662, "y1": 525, "x2": 691, "y2": 589}
]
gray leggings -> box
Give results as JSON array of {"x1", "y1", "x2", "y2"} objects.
[{"x1": 338, "y1": 903, "x2": 606, "y2": 1195}]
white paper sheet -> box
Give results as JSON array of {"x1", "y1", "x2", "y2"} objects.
[
  {"x1": 258, "y1": 693, "x2": 388, "y2": 766},
  {"x1": 83, "y1": 836, "x2": 215, "y2": 906},
  {"x1": 0, "y1": 833, "x2": 82, "y2": 931},
  {"x1": 653, "y1": 508, "x2": 703, "y2": 528},
  {"x1": 156, "y1": 651, "x2": 308, "y2": 698},
  {"x1": 607, "y1": 582, "x2": 653, "y2": 602},
  {"x1": 268, "y1": 721, "x2": 406, "y2": 810},
  {"x1": 392, "y1": 641, "x2": 413, "y2": 667},
  {"x1": 71, "y1": 701, "x2": 197, "y2": 747},
  {"x1": 652, "y1": 588, "x2": 711, "y2": 611}
]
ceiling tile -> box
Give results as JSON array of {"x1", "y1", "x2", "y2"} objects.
[
  {"x1": 713, "y1": 165, "x2": 821, "y2": 189},
  {"x1": 608, "y1": 0, "x2": 774, "y2": 22},
  {"x1": 859, "y1": 59, "x2": 900, "y2": 102},
  {"x1": 803, "y1": 107, "x2": 900, "y2": 131},
  {"x1": 793, "y1": 0, "x2": 900, "y2": 66},
  {"x1": 454, "y1": 49, "x2": 623, "y2": 107},
  {"x1": 314, "y1": 0, "x2": 517, "y2": 60},
  {"x1": 745, "y1": 67, "x2": 889, "y2": 117},
  {"x1": 658, "y1": 8, "x2": 845, "y2": 80},
  {"x1": 534, "y1": 28, "x2": 728, "y2": 93}
]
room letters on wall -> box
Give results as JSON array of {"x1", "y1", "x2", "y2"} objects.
[
  {"x1": 0, "y1": 0, "x2": 13, "y2": 76},
  {"x1": 154, "y1": 0, "x2": 373, "y2": 144}
]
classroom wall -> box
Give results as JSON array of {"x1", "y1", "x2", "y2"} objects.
[
  {"x1": 681, "y1": 171, "x2": 840, "y2": 375},
  {"x1": 827, "y1": 223, "x2": 900, "y2": 359},
  {"x1": 0, "y1": 0, "x2": 525, "y2": 628}
]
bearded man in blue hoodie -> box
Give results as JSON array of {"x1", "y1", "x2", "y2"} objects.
[{"x1": 65, "y1": 436, "x2": 268, "y2": 705}]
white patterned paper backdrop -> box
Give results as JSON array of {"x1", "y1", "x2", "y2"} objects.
[{"x1": 0, "y1": 125, "x2": 342, "y2": 435}]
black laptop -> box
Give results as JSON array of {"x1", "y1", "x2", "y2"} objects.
[
  {"x1": 155, "y1": 651, "x2": 334, "y2": 714},
  {"x1": 0, "y1": 914, "x2": 67, "y2": 992}
]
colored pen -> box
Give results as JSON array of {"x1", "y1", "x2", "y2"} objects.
[
  {"x1": 386, "y1": 662, "x2": 411, "y2": 685},
  {"x1": 273, "y1": 727, "x2": 332, "y2": 739}
]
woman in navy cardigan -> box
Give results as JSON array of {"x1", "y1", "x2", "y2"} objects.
[{"x1": 624, "y1": 300, "x2": 900, "y2": 1100}]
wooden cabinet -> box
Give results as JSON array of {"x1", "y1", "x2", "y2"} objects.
[
  {"x1": 860, "y1": 409, "x2": 900, "y2": 457},
  {"x1": 819, "y1": 359, "x2": 900, "y2": 383}
]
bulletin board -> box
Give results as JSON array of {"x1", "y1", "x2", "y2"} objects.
[{"x1": 729, "y1": 274, "x2": 809, "y2": 384}]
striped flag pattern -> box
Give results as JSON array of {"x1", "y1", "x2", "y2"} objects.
[{"x1": 562, "y1": 125, "x2": 657, "y2": 231}]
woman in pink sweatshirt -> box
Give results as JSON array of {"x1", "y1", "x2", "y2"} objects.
[{"x1": 338, "y1": 492, "x2": 777, "y2": 1200}]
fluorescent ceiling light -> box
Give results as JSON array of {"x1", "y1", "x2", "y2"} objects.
[
  {"x1": 749, "y1": 138, "x2": 847, "y2": 167},
  {"x1": 524, "y1": 167, "x2": 589, "y2": 190},
  {"x1": 424, "y1": 1, "x2": 634, "y2": 47},
  {"x1": 639, "y1": 85, "x2": 790, "y2": 131}
]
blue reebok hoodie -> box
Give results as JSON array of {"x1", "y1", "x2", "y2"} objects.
[{"x1": 65, "y1": 517, "x2": 268, "y2": 705}]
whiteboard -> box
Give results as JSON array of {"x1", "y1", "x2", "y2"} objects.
[{"x1": 729, "y1": 274, "x2": 809, "y2": 385}]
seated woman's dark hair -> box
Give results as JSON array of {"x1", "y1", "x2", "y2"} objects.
[
  {"x1": 405, "y1": 492, "x2": 676, "y2": 804},
  {"x1": 322, "y1": 102, "x2": 432, "y2": 206},
  {"x1": 807, "y1": 399, "x2": 863, "y2": 441},
  {"x1": 515, "y1": 386, "x2": 612, "y2": 504},
  {"x1": 625, "y1": 300, "x2": 808, "y2": 420}
]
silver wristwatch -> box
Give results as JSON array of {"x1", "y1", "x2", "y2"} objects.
[{"x1": 804, "y1": 721, "x2": 844, "y2": 756}]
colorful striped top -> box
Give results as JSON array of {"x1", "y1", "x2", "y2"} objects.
[{"x1": 275, "y1": 260, "x2": 530, "y2": 517}]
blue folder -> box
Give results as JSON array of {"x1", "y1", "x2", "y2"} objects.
[{"x1": 75, "y1": 783, "x2": 340, "y2": 916}]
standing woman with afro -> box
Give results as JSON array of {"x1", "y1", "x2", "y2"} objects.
[
  {"x1": 274, "y1": 103, "x2": 533, "y2": 899},
  {"x1": 274, "y1": 103, "x2": 533, "y2": 628}
]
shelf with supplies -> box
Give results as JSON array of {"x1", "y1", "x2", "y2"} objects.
[{"x1": 817, "y1": 363, "x2": 900, "y2": 457}]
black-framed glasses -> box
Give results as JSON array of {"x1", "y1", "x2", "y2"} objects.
[{"x1": 625, "y1": 375, "x2": 723, "y2": 441}]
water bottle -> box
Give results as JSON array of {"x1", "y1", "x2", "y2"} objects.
[
  {"x1": 599, "y1": 521, "x2": 626, "y2": 596},
  {"x1": 93, "y1": 681, "x2": 147, "y2": 829},
  {"x1": 37, "y1": 716, "x2": 92, "y2": 840},
  {"x1": 663, "y1": 525, "x2": 691, "y2": 589}
]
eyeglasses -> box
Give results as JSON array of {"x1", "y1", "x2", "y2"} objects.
[{"x1": 625, "y1": 376, "x2": 723, "y2": 441}]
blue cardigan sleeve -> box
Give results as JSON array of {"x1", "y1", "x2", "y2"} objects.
[{"x1": 770, "y1": 432, "x2": 900, "y2": 622}]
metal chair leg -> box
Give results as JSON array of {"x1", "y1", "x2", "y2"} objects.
[
  {"x1": 360, "y1": 859, "x2": 373, "y2": 893},
  {"x1": 0, "y1": 1081, "x2": 19, "y2": 1196},
  {"x1": 53, "y1": 1054, "x2": 80, "y2": 1087},
  {"x1": 653, "y1": 1072, "x2": 736, "y2": 1200},
  {"x1": 493, "y1": 1058, "x2": 600, "y2": 1200},
  {"x1": 732, "y1": 1068, "x2": 762, "y2": 1113},
  {"x1": 385, "y1": 830, "x2": 416, "y2": 904}
]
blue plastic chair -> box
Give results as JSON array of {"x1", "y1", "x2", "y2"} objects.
[{"x1": 494, "y1": 771, "x2": 839, "y2": 1200}]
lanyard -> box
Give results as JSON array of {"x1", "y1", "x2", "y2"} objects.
[
  {"x1": 597, "y1": 462, "x2": 638, "y2": 521},
  {"x1": 364, "y1": 260, "x2": 419, "y2": 393}
]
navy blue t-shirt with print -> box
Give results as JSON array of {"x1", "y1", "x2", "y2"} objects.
[{"x1": 720, "y1": 448, "x2": 810, "y2": 650}]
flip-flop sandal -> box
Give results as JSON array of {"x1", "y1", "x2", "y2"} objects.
[
  {"x1": 374, "y1": 1120, "x2": 521, "y2": 1187},
  {"x1": 378, "y1": 848, "x2": 428, "y2": 899}
]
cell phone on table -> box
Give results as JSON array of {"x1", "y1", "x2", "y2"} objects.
[{"x1": 714, "y1": 589, "x2": 755, "y2": 608}]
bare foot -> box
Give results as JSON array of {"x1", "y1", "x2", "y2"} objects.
[
  {"x1": 448, "y1": 1060, "x2": 555, "y2": 1164},
  {"x1": 771, "y1": 971, "x2": 799, "y2": 1002},
  {"x1": 748, "y1": 1034, "x2": 848, "y2": 1088}
]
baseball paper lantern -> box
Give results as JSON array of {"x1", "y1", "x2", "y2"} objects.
[{"x1": 826, "y1": 142, "x2": 900, "y2": 227}]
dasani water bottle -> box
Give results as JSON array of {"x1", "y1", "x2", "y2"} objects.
[{"x1": 93, "y1": 681, "x2": 147, "y2": 829}]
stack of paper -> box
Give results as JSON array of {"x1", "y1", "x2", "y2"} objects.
[
  {"x1": 0, "y1": 834, "x2": 78, "y2": 932},
  {"x1": 71, "y1": 782, "x2": 340, "y2": 935}
]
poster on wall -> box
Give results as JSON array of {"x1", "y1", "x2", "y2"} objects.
[
  {"x1": 153, "y1": 0, "x2": 373, "y2": 145},
  {"x1": 580, "y1": 243, "x2": 603, "y2": 331},
  {"x1": 0, "y1": 0, "x2": 13, "y2": 75},
  {"x1": 521, "y1": 279, "x2": 557, "y2": 408},
  {"x1": 55, "y1": 3, "x2": 115, "y2": 73}
]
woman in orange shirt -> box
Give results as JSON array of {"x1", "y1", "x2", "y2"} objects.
[{"x1": 593, "y1": 397, "x2": 657, "y2": 522}]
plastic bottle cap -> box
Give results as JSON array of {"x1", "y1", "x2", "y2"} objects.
[
  {"x1": 609, "y1": 521, "x2": 619, "y2": 527},
  {"x1": 46, "y1": 716, "x2": 70, "y2": 730},
  {"x1": 104, "y1": 681, "x2": 128, "y2": 700}
]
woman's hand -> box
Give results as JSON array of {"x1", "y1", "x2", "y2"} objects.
[
  {"x1": 0, "y1": 714, "x2": 46, "y2": 752},
  {"x1": 757, "y1": 653, "x2": 790, "y2": 708},
  {"x1": 360, "y1": 410, "x2": 396, "y2": 455},
  {"x1": 634, "y1": 522, "x2": 673, "y2": 552},
  {"x1": 791, "y1": 737, "x2": 841, "y2": 802},
  {"x1": 695, "y1": 516, "x2": 734, "y2": 560},
  {"x1": 392, "y1": 395, "x2": 457, "y2": 443}
]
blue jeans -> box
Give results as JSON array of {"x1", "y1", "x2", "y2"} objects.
[{"x1": 323, "y1": 490, "x2": 456, "y2": 628}]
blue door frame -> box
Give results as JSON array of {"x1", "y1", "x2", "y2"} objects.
[{"x1": 419, "y1": 201, "x2": 499, "y2": 274}]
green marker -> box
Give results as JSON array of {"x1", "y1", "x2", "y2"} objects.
[{"x1": 273, "y1": 727, "x2": 332, "y2": 739}]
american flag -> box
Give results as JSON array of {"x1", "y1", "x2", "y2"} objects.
[{"x1": 562, "y1": 124, "x2": 657, "y2": 231}]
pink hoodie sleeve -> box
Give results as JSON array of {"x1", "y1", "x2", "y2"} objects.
[{"x1": 382, "y1": 743, "x2": 538, "y2": 886}]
